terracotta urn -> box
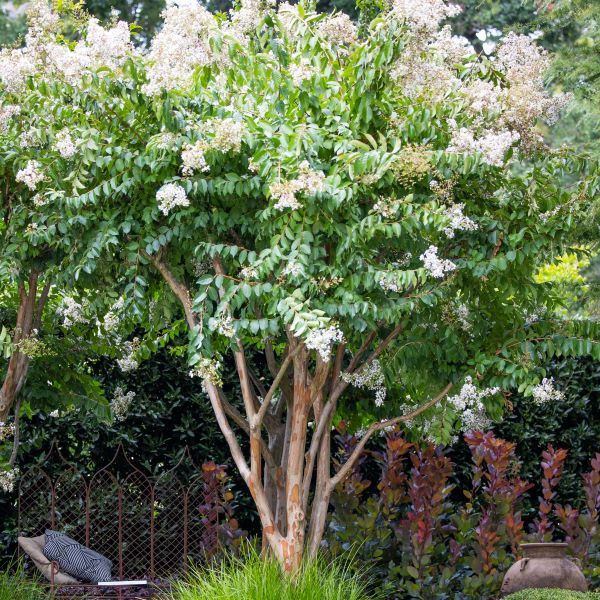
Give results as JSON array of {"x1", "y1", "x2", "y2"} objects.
[{"x1": 501, "y1": 543, "x2": 588, "y2": 596}]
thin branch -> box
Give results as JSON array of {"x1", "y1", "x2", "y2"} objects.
[
  {"x1": 8, "y1": 396, "x2": 22, "y2": 467},
  {"x1": 34, "y1": 282, "x2": 51, "y2": 330},
  {"x1": 206, "y1": 382, "x2": 250, "y2": 480},
  {"x1": 327, "y1": 382, "x2": 453, "y2": 491},
  {"x1": 142, "y1": 249, "x2": 196, "y2": 329},
  {"x1": 254, "y1": 345, "x2": 302, "y2": 430}
]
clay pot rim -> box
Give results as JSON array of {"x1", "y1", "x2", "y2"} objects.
[{"x1": 519, "y1": 543, "x2": 569, "y2": 548}]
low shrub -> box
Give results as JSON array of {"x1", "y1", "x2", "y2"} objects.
[
  {"x1": 0, "y1": 561, "x2": 44, "y2": 600},
  {"x1": 162, "y1": 546, "x2": 377, "y2": 600},
  {"x1": 504, "y1": 589, "x2": 600, "y2": 600},
  {"x1": 327, "y1": 429, "x2": 600, "y2": 599}
]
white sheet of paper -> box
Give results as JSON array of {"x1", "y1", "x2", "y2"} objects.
[{"x1": 98, "y1": 580, "x2": 148, "y2": 586}]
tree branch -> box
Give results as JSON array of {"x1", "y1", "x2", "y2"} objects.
[
  {"x1": 141, "y1": 249, "x2": 196, "y2": 329},
  {"x1": 327, "y1": 382, "x2": 453, "y2": 491},
  {"x1": 254, "y1": 345, "x2": 302, "y2": 430}
]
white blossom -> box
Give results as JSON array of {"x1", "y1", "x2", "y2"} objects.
[
  {"x1": 390, "y1": 0, "x2": 461, "y2": 31},
  {"x1": 111, "y1": 386, "x2": 136, "y2": 421},
  {"x1": 447, "y1": 376, "x2": 500, "y2": 433},
  {"x1": 156, "y1": 183, "x2": 190, "y2": 215},
  {"x1": 305, "y1": 326, "x2": 344, "y2": 361},
  {"x1": 0, "y1": 468, "x2": 19, "y2": 493},
  {"x1": 0, "y1": 421, "x2": 15, "y2": 442},
  {"x1": 189, "y1": 357, "x2": 223, "y2": 387},
  {"x1": 447, "y1": 127, "x2": 520, "y2": 167},
  {"x1": 181, "y1": 141, "x2": 210, "y2": 176},
  {"x1": 317, "y1": 13, "x2": 357, "y2": 47},
  {"x1": 118, "y1": 339, "x2": 140, "y2": 372},
  {"x1": 532, "y1": 377, "x2": 564, "y2": 404},
  {"x1": 420, "y1": 245, "x2": 457, "y2": 278},
  {"x1": 270, "y1": 162, "x2": 326, "y2": 211},
  {"x1": 217, "y1": 314, "x2": 236, "y2": 338},
  {"x1": 16, "y1": 160, "x2": 44, "y2": 191},
  {"x1": 142, "y1": 1, "x2": 217, "y2": 95},
  {"x1": 0, "y1": 104, "x2": 20, "y2": 131},
  {"x1": 442, "y1": 203, "x2": 478, "y2": 238},
  {"x1": 342, "y1": 359, "x2": 387, "y2": 407},
  {"x1": 239, "y1": 266, "x2": 258, "y2": 279},
  {"x1": 455, "y1": 302, "x2": 471, "y2": 331},
  {"x1": 289, "y1": 58, "x2": 315, "y2": 85},
  {"x1": 198, "y1": 118, "x2": 246, "y2": 153},
  {"x1": 283, "y1": 262, "x2": 304, "y2": 277},
  {"x1": 58, "y1": 297, "x2": 87, "y2": 327},
  {"x1": 54, "y1": 129, "x2": 77, "y2": 159}
]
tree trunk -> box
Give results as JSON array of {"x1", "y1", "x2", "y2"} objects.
[{"x1": 0, "y1": 272, "x2": 49, "y2": 424}]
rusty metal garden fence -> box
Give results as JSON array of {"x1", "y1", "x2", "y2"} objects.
[{"x1": 18, "y1": 441, "x2": 235, "y2": 597}]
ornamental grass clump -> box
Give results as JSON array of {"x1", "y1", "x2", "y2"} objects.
[
  {"x1": 504, "y1": 591, "x2": 600, "y2": 600},
  {"x1": 0, "y1": 561, "x2": 44, "y2": 600},
  {"x1": 164, "y1": 547, "x2": 376, "y2": 600}
]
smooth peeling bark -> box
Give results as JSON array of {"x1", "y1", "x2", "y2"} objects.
[{"x1": 0, "y1": 272, "x2": 50, "y2": 424}]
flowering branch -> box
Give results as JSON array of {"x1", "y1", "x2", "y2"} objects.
[{"x1": 327, "y1": 382, "x2": 453, "y2": 492}]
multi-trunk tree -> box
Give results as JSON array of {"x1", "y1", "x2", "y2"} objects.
[{"x1": 1, "y1": 0, "x2": 599, "y2": 570}]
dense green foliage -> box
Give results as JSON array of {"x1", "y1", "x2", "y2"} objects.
[{"x1": 163, "y1": 546, "x2": 377, "y2": 600}]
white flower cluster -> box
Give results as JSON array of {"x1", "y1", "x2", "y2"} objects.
[
  {"x1": 142, "y1": 1, "x2": 217, "y2": 95},
  {"x1": 189, "y1": 357, "x2": 223, "y2": 387},
  {"x1": 181, "y1": 141, "x2": 210, "y2": 176},
  {"x1": 33, "y1": 194, "x2": 49, "y2": 207},
  {"x1": 102, "y1": 297, "x2": 125, "y2": 331},
  {"x1": 229, "y1": 0, "x2": 271, "y2": 36},
  {"x1": 342, "y1": 359, "x2": 387, "y2": 407},
  {"x1": 0, "y1": 104, "x2": 20, "y2": 132},
  {"x1": 239, "y1": 266, "x2": 258, "y2": 279},
  {"x1": 58, "y1": 297, "x2": 87, "y2": 327},
  {"x1": 0, "y1": 468, "x2": 19, "y2": 493},
  {"x1": 447, "y1": 127, "x2": 520, "y2": 167},
  {"x1": 420, "y1": 245, "x2": 457, "y2": 278},
  {"x1": 373, "y1": 197, "x2": 401, "y2": 219},
  {"x1": 217, "y1": 314, "x2": 236, "y2": 338},
  {"x1": 462, "y1": 79, "x2": 506, "y2": 116},
  {"x1": 111, "y1": 386, "x2": 136, "y2": 421},
  {"x1": 532, "y1": 377, "x2": 564, "y2": 405},
  {"x1": 442, "y1": 203, "x2": 478, "y2": 238},
  {"x1": 199, "y1": 118, "x2": 246, "y2": 153},
  {"x1": 305, "y1": 326, "x2": 344, "y2": 362},
  {"x1": 0, "y1": 1, "x2": 133, "y2": 92},
  {"x1": 54, "y1": 129, "x2": 76, "y2": 159},
  {"x1": 16, "y1": 160, "x2": 44, "y2": 191},
  {"x1": 156, "y1": 183, "x2": 190, "y2": 215},
  {"x1": 317, "y1": 13, "x2": 357, "y2": 47},
  {"x1": 447, "y1": 376, "x2": 500, "y2": 433},
  {"x1": 270, "y1": 161, "x2": 326, "y2": 211},
  {"x1": 455, "y1": 302, "x2": 471, "y2": 331},
  {"x1": 390, "y1": 0, "x2": 461, "y2": 31},
  {"x1": 289, "y1": 58, "x2": 316, "y2": 86},
  {"x1": 283, "y1": 261, "x2": 304, "y2": 277},
  {"x1": 0, "y1": 421, "x2": 15, "y2": 442},
  {"x1": 117, "y1": 339, "x2": 140, "y2": 372},
  {"x1": 378, "y1": 273, "x2": 401, "y2": 293}
]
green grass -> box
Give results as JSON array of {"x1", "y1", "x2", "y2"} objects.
[
  {"x1": 0, "y1": 561, "x2": 44, "y2": 600},
  {"x1": 162, "y1": 546, "x2": 377, "y2": 600},
  {"x1": 504, "y1": 590, "x2": 600, "y2": 600}
]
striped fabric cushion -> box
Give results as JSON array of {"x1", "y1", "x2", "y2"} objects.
[{"x1": 43, "y1": 530, "x2": 112, "y2": 583}]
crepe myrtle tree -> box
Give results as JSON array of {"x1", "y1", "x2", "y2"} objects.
[{"x1": 2, "y1": 0, "x2": 599, "y2": 570}]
